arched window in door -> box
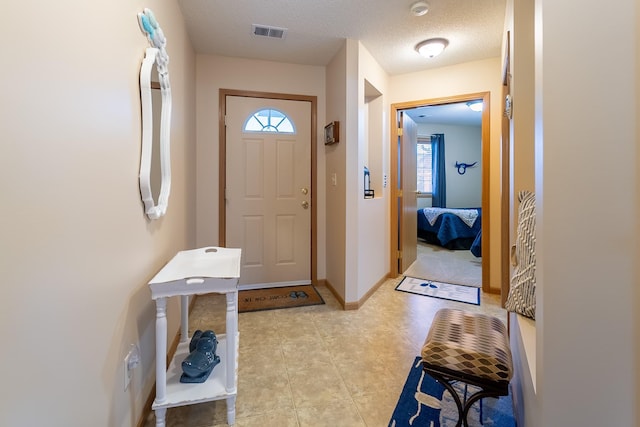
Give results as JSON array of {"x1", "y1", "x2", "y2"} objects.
[{"x1": 243, "y1": 108, "x2": 295, "y2": 133}]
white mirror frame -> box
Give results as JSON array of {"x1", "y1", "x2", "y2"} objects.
[{"x1": 138, "y1": 9, "x2": 171, "y2": 220}]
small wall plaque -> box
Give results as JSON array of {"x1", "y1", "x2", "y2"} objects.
[{"x1": 324, "y1": 121, "x2": 339, "y2": 145}]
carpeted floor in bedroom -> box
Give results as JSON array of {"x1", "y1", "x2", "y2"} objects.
[{"x1": 404, "y1": 240, "x2": 482, "y2": 287}]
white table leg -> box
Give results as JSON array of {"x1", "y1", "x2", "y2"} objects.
[
  {"x1": 226, "y1": 395, "x2": 236, "y2": 425},
  {"x1": 225, "y1": 291, "x2": 237, "y2": 394},
  {"x1": 155, "y1": 297, "x2": 167, "y2": 404},
  {"x1": 180, "y1": 295, "x2": 189, "y2": 343},
  {"x1": 225, "y1": 291, "x2": 237, "y2": 426},
  {"x1": 154, "y1": 407, "x2": 167, "y2": 427}
]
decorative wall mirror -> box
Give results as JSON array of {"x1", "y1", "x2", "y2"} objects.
[{"x1": 137, "y1": 8, "x2": 171, "y2": 220}]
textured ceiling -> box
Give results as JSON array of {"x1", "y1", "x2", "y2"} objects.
[{"x1": 178, "y1": 0, "x2": 507, "y2": 76}]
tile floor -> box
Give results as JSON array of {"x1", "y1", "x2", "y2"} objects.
[{"x1": 143, "y1": 275, "x2": 506, "y2": 427}]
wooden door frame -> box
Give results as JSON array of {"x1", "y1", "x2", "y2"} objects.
[
  {"x1": 501, "y1": 34, "x2": 512, "y2": 306},
  {"x1": 390, "y1": 92, "x2": 491, "y2": 293},
  {"x1": 218, "y1": 89, "x2": 318, "y2": 285}
]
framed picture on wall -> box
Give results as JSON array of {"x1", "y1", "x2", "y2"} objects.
[{"x1": 324, "y1": 121, "x2": 339, "y2": 145}]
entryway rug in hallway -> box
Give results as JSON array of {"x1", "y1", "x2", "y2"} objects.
[
  {"x1": 389, "y1": 357, "x2": 515, "y2": 427},
  {"x1": 238, "y1": 285, "x2": 325, "y2": 313},
  {"x1": 396, "y1": 276, "x2": 480, "y2": 305}
]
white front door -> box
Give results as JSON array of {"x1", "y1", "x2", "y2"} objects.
[{"x1": 225, "y1": 96, "x2": 311, "y2": 288}]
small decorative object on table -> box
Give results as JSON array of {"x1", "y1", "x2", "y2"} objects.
[{"x1": 180, "y1": 330, "x2": 221, "y2": 383}]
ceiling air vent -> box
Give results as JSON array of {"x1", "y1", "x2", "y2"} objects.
[{"x1": 252, "y1": 24, "x2": 287, "y2": 39}]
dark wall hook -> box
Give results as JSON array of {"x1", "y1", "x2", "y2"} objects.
[{"x1": 455, "y1": 161, "x2": 477, "y2": 175}]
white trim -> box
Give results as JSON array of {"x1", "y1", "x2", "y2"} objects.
[{"x1": 238, "y1": 280, "x2": 312, "y2": 291}]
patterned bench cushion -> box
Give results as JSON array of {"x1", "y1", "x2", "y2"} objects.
[{"x1": 421, "y1": 308, "x2": 513, "y2": 382}]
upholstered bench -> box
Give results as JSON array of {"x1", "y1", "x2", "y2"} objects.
[{"x1": 421, "y1": 308, "x2": 513, "y2": 427}]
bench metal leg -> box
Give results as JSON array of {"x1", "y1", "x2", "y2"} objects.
[
  {"x1": 427, "y1": 370, "x2": 507, "y2": 427},
  {"x1": 462, "y1": 382, "x2": 483, "y2": 425}
]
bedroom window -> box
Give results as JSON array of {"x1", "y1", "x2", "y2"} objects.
[
  {"x1": 243, "y1": 108, "x2": 295, "y2": 133},
  {"x1": 417, "y1": 137, "x2": 433, "y2": 194}
]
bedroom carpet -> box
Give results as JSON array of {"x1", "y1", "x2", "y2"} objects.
[
  {"x1": 404, "y1": 241, "x2": 482, "y2": 288},
  {"x1": 388, "y1": 357, "x2": 515, "y2": 427}
]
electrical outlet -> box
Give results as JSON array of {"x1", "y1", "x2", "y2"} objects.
[{"x1": 124, "y1": 344, "x2": 140, "y2": 391}]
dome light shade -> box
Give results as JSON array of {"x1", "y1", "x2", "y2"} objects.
[
  {"x1": 415, "y1": 38, "x2": 449, "y2": 58},
  {"x1": 467, "y1": 100, "x2": 483, "y2": 112}
]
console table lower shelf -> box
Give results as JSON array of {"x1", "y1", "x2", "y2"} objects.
[{"x1": 152, "y1": 333, "x2": 238, "y2": 424}]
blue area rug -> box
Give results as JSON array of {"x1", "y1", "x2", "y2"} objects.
[{"x1": 389, "y1": 357, "x2": 515, "y2": 427}]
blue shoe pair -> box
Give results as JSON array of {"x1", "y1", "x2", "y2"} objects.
[
  {"x1": 289, "y1": 291, "x2": 308, "y2": 299},
  {"x1": 188, "y1": 329, "x2": 216, "y2": 352},
  {"x1": 180, "y1": 329, "x2": 220, "y2": 383}
]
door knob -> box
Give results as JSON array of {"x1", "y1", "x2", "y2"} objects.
[
  {"x1": 301, "y1": 201, "x2": 309, "y2": 209},
  {"x1": 301, "y1": 187, "x2": 308, "y2": 195}
]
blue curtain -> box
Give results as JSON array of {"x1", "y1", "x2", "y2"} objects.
[{"x1": 431, "y1": 133, "x2": 446, "y2": 207}]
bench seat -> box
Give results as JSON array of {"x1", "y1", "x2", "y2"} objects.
[{"x1": 421, "y1": 308, "x2": 513, "y2": 427}]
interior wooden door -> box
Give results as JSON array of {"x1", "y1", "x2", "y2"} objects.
[{"x1": 399, "y1": 111, "x2": 418, "y2": 273}]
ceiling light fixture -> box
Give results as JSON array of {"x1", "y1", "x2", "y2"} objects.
[
  {"x1": 415, "y1": 38, "x2": 448, "y2": 58},
  {"x1": 467, "y1": 100, "x2": 483, "y2": 112},
  {"x1": 410, "y1": 1, "x2": 430, "y2": 16}
]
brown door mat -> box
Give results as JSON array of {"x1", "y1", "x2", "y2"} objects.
[{"x1": 238, "y1": 285, "x2": 325, "y2": 313}]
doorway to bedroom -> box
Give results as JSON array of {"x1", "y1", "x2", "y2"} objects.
[{"x1": 390, "y1": 92, "x2": 490, "y2": 293}]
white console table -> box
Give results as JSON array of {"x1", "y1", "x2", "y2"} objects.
[{"x1": 148, "y1": 246, "x2": 242, "y2": 426}]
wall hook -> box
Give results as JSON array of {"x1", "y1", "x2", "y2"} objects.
[{"x1": 455, "y1": 161, "x2": 477, "y2": 175}]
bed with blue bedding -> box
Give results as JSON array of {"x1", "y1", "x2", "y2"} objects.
[{"x1": 417, "y1": 207, "x2": 482, "y2": 256}]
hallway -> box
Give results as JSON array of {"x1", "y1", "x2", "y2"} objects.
[{"x1": 144, "y1": 277, "x2": 505, "y2": 426}]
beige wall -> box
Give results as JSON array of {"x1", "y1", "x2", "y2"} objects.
[
  {"x1": 535, "y1": 0, "x2": 637, "y2": 425},
  {"x1": 1, "y1": 1, "x2": 196, "y2": 426},
  {"x1": 353, "y1": 42, "x2": 391, "y2": 301},
  {"x1": 389, "y1": 58, "x2": 504, "y2": 291},
  {"x1": 506, "y1": 0, "x2": 639, "y2": 425},
  {"x1": 506, "y1": 0, "x2": 536, "y2": 267},
  {"x1": 325, "y1": 43, "x2": 349, "y2": 299},
  {"x1": 416, "y1": 123, "x2": 483, "y2": 208},
  {"x1": 325, "y1": 40, "x2": 392, "y2": 304}
]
